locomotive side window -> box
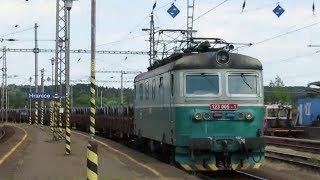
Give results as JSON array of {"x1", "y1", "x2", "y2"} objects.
[
  {"x1": 139, "y1": 83, "x2": 143, "y2": 100},
  {"x1": 152, "y1": 79, "x2": 156, "y2": 100},
  {"x1": 185, "y1": 74, "x2": 219, "y2": 95},
  {"x1": 171, "y1": 74, "x2": 174, "y2": 96},
  {"x1": 227, "y1": 73, "x2": 258, "y2": 95},
  {"x1": 145, "y1": 81, "x2": 149, "y2": 100},
  {"x1": 159, "y1": 77, "x2": 163, "y2": 87}
]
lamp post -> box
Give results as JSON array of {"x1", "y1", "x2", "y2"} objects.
[
  {"x1": 49, "y1": 57, "x2": 56, "y2": 136},
  {"x1": 34, "y1": 23, "x2": 39, "y2": 126},
  {"x1": 29, "y1": 77, "x2": 32, "y2": 125},
  {"x1": 63, "y1": 0, "x2": 77, "y2": 155},
  {"x1": 57, "y1": 37, "x2": 63, "y2": 136}
]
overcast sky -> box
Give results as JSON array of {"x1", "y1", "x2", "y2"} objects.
[{"x1": 0, "y1": 0, "x2": 319, "y2": 88}]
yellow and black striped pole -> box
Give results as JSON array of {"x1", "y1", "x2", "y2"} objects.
[
  {"x1": 87, "y1": 141, "x2": 98, "y2": 180},
  {"x1": 53, "y1": 101, "x2": 58, "y2": 140},
  {"x1": 65, "y1": 93, "x2": 71, "y2": 154},
  {"x1": 40, "y1": 68, "x2": 44, "y2": 129},
  {"x1": 34, "y1": 101, "x2": 38, "y2": 126},
  {"x1": 41, "y1": 103, "x2": 44, "y2": 129},
  {"x1": 50, "y1": 101, "x2": 54, "y2": 132},
  {"x1": 87, "y1": 0, "x2": 98, "y2": 179},
  {"x1": 58, "y1": 102, "x2": 63, "y2": 137}
]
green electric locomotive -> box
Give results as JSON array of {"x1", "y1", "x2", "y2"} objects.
[{"x1": 134, "y1": 41, "x2": 265, "y2": 171}]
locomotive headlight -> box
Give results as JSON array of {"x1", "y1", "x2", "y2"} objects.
[
  {"x1": 216, "y1": 50, "x2": 230, "y2": 64},
  {"x1": 194, "y1": 113, "x2": 202, "y2": 120},
  {"x1": 203, "y1": 113, "x2": 210, "y2": 120},
  {"x1": 238, "y1": 112, "x2": 245, "y2": 119},
  {"x1": 245, "y1": 113, "x2": 254, "y2": 120}
]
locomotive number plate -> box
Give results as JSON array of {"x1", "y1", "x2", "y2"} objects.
[{"x1": 210, "y1": 103, "x2": 238, "y2": 110}]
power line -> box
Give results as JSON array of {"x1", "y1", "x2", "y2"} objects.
[
  {"x1": 1, "y1": 48, "x2": 151, "y2": 55},
  {"x1": 236, "y1": 20, "x2": 320, "y2": 51},
  {"x1": 255, "y1": 21, "x2": 320, "y2": 46},
  {"x1": 96, "y1": 0, "x2": 173, "y2": 48},
  {"x1": 0, "y1": 27, "x2": 34, "y2": 38},
  {"x1": 96, "y1": 34, "x2": 148, "y2": 47},
  {"x1": 241, "y1": 1, "x2": 287, "y2": 13},
  {"x1": 155, "y1": 0, "x2": 230, "y2": 54},
  {"x1": 193, "y1": 0, "x2": 229, "y2": 22}
]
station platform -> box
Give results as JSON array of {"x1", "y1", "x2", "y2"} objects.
[{"x1": 0, "y1": 123, "x2": 197, "y2": 180}]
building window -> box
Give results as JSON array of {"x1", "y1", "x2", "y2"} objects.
[{"x1": 305, "y1": 102, "x2": 311, "y2": 116}]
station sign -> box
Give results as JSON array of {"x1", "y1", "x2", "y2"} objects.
[{"x1": 27, "y1": 92, "x2": 64, "y2": 100}]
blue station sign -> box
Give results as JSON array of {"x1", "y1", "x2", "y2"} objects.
[{"x1": 27, "y1": 92, "x2": 63, "y2": 100}]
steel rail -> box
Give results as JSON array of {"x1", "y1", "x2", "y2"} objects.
[
  {"x1": 266, "y1": 150, "x2": 320, "y2": 170},
  {"x1": 265, "y1": 136, "x2": 320, "y2": 152},
  {"x1": 265, "y1": 136, "x2": 320, "y2": 144},
  {"x1": 196, "y1": 170, "x2": 267, "y2": 180},
  {"x1": 0, "y1": 127, "x2": 6, "y2": 140},
  {"x1": 266, "y1": 142, "x2": 320, "y2": 154},
  {"x1": 235, "y1": 170, "x2": 268, "y2": 180}
]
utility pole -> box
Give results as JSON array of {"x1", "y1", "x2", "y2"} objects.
[
  {"x1": 64, "y1": 0, "x2": 76, "y2": 155},
  {"x1": 95, "y1": 70, "x2": 141, "y2": 104},
  {"x1": 87, "y1": 0, "x2": 98, "y2": 179},
  {"x1": 34, "y1": 23, "x2": 39, "y2": 126},
  {"x1": 29, "y1": 77, "x2": 32, "y2": 125},
  {"x1": 120, "y1": 71, "x2": 124, "y2": 104},
  {"x1": 55, "y1": 0, "x2": 66, "y2": 140},
  {"x1": 186, "y1": 0, "x2": 195, "y2": 48},
  {"x1": 150, "y1": 9, "x2": 155, "y2": 66},
  {"x1": 1, "y1": 47, "x2": 7, "y2": 122},
  {"x1": 41, "y1": 68, "x2": 44, "y2": 129},
  {"x1": 142, "y1": 3, "x2": 157, "y2": 66},
  {"x1": 50, "y1": 58, "x2": 55, "y2": 132}
]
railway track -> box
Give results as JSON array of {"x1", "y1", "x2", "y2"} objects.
[
  {"x1": 265, "y1": 136, "x2": 320, "y2": 154},
  {"x1": 0, "y1": 125, "x2": 15, "y2": 143},
  {"x1": 0, "y1": 126, "x2": 6, "y2": 140},
  {"x1": 196, "y1": 170, "x2": 267, "y2": 180},
  {"x1": 266, "y1": 150, "x2": 320, "y2": 170}
]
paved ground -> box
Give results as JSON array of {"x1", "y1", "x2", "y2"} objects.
[
  {"x1": 1, "y1": 123, "x2": 320, "y2": 180},
  {"x1": 0, "y1": 123, "x2": 198, "y2": 180}
]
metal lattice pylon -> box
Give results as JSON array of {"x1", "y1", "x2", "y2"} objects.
[
  {"x1": 1, "y1": 47, "x2": 7, "y2": 122},
  {"x1": 187, "y1": 0, "x2": 195, "y2": 48},
  {"x1": 54, "y1": 0, "x2": 66, "y2": 140}
]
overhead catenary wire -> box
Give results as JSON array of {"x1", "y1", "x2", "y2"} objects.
[
  {"x1": 96, "y1": 0, "x2": 173, "y2": 48},
  {"x1": 241, "y1": 0, "x2": 288, "y2": 13},
  {"x1": 0, "y1": 27, "x2": 34, "y2": 38},
  {"x1": 155, "y1": 0, "x2": 230, "y2": 54},
  {"x1": 235, "y1": 20, "x2": 320, "y2": 51}
]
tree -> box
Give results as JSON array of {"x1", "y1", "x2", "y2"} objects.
[{"x1": 265, "y1": 75, "x2": 291, "y2": 104}]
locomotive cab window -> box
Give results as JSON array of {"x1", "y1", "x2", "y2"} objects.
[
  {"x1": 227, "y1": 73, "x2": 258, "y2": 96},
  {"x1": 185, "y1": 73, "x2": 220, "y2": 96}
]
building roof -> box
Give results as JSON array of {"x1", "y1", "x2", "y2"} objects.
[{"x1": 308, "y1": 81, "x2": 320, "y2": 87}]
